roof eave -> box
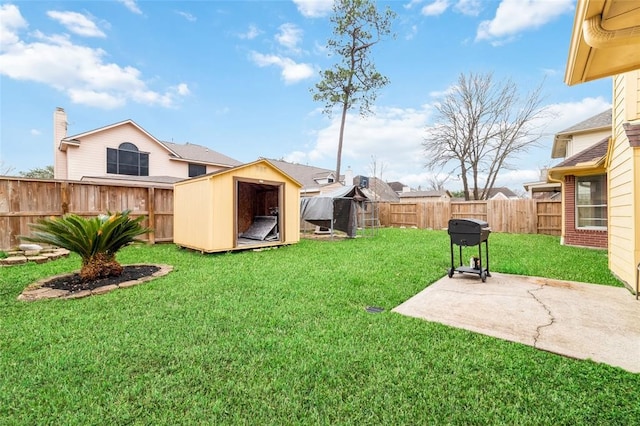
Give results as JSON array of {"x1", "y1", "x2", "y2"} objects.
[{"x1": 565, "y1": 1, "x2": 640, "y2": 85}]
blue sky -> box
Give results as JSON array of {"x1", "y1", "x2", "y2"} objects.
[{"x1": 0, "y1": 0, "x2": 611, "y2": 192}]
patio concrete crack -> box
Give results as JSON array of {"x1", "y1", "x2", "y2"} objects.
[{"x1": 527, "y1": 284, "x2": 554, "y2": 347}]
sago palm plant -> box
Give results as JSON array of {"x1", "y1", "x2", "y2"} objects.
[{"x1": 22, "y1": 210, "x2": 152, "y2": 281}]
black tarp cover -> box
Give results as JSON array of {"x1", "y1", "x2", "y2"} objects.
[{"x1": 300, "y1": 185, "x2": 368, "y2": 237}]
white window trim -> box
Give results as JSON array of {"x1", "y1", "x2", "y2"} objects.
[{"x1": 575, "y1": 175, "x2": 607, "y2": 230}]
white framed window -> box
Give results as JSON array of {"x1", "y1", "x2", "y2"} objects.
[{"x1": 575, "y1": 174, "x2": 607, "y2": 229}]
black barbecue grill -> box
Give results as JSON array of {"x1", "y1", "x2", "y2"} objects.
[{"x1": 447, "y1": 218, "x2": 491, "y2": 282}]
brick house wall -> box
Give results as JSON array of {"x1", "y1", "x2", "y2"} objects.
[{"x1": 563, "y1": 175, "x2": 608, "y2": 248}]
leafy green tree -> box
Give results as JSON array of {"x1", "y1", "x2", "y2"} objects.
[
  {"x1": 22, "y1": 210, "x2": 152, "y2": 282},
  {"x1": 19, "y1": 165, "x2": 54, "y2": 179},
  {"x1": 311, "y1": 0, "x2": 395, "y2": 181}
]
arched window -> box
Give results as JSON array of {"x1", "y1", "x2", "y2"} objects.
[{"x1": 107, "y1": 143, "x2": 149, "y2": 176}]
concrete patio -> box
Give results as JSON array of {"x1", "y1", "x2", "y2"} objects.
[{"x1": 393, "y1": 272, "x2": 640, "y2": 373}]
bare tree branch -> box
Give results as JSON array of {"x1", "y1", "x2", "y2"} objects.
[{"x1": 423, "y1": 72, "x2": 549, "y2": 200}]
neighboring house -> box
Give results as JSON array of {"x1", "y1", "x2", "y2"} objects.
[
  {"x1": 353, "y1": 175, "x2": 400, "y2": 202},
  {"x1": 548, "y1": 109, "x2": 612, "y2": 248},
  {"x1": 523, "y1": 168, "x2": 561, "y2": 200},
  {"x1": 465, "y1": 187, "x2": 519, "y2": 200},
  {"x1": 53, "y1": 107, "x2": 241, "y2": 186},
  {"x1": 264, "y1": 159, "x2": 340, "y2": 197},
  {"x1": 564, "y1": 0, "x2": 640, "y2": 292},
  {"x1": 551, "y1": 108, "x2": 612, "y2": 159},
  {"x1": 399, "y1": 190, "x2": 451, "y2": 202},
  {"x1": 387, "y1": 181, "x2": 409, "y2": 195}
]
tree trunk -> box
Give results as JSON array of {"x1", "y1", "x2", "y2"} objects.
[
  {"x1": 336, "y1": 100, "x2": 349, "y2": 182},
  {"x1": 80, "y1": 252, "x2": 123, "y2": 282}
]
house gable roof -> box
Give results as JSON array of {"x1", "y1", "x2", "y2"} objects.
[
  {"x1": 263, "y1": 159, "x2": 335, "y2": 192},
  {"x1": 62, "y1": 119, "x2": 241, "y2": 167},
  {"x1": 549, "y1": 136, "x2": 610, "y2": 180},
  {"x1": 161, "y1": 141, "x2": 242, "y2": 167},
  {"x1": 177, "y1": 158, "x2": 302, "y2": 188},
  {"x1": 62, "y1": 119, "x2": 177, "y2": 154},
  {"x1": 556, "y1": 108, "x2": 612, "y2": 135},
  {"x1": 551, "y1": 108, "x2": 611, "y2": 158},
  {"x1": 554, "y1": 136, "x2": 610, "y2": 169},
  {"x1": 387, "y1": 181, "x2": 406, "y2": 192},
  {"x1": 353, "y1": 176, "x2": 400, "y2": 202}
]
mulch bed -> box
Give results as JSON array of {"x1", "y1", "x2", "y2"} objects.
[{"x1": 44, "y1": 265, "x2": 161, "y2": 293}]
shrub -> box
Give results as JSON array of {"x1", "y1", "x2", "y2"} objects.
[{"x1": 22, "y1": 210, "x2": 152, "y2": 281}]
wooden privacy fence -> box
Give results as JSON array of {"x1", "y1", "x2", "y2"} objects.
[
  {"x1": 0, "y1": 177, "x2": 173, "y2": 250},
  {"x1": 0, "y1": 177, "x2": 562, "y2": 250},
  {"x1": 379, "y1": 199, "x2": 561, "y2": 235}
]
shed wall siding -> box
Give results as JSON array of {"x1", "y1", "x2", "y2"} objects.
[
  {"x1": 173, "y1": 160, "x2": 300, "y2": 253},
  {"x1": 174, "y1": 177, "x2": 215, "y2": 250},
  {"x1": 608, "y1": 73, "x2": 637, "y2": 287}
]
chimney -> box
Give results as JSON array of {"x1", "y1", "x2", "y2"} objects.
[
  {"x1": 53, "y1": 107, "x2": 68, "y2": 179},
  {"x1": 343, "y1": 167, "x2": 354, "y2": 186}
]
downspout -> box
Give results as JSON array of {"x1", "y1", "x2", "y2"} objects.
[{"x1": 547, "y1": 170, "x2": 565, "y2": 245}]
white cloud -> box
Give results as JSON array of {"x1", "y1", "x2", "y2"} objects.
[
  {"x1": 118, "y1": 0, "x2": 142, "y2": 15},
  {"x1": 538, "y1": 97, "x2": 611, "y2": 136},
  {"x1": 288, "y1": 95, "x2": 611, "y2": 191},
  {"x1": 292, "y1": 0, "x2": 334, "y2": 18},
  {"x1": 175, "y1": 83, "x2": 190, "y2": 96},
  {"x1": 249, "y1": 52, "x2": 314, "y2": 84},
  {"x1": 30, "y1": 129, "x2": 41, "y2": 136},
  {"x1": 404, "y1": 0, "x2": 424, "y2": 10},
  {"x1": 285, "y1": 105, "x2": 433, "y2": 183},
  {"x1": 0, "y1": 4, "x2": 27, "y2": 46},
  {"x1": 239, "y1": 24, "x2": 261, "y2": 40},
  {"x1": 176, "y1": 11, "x2": 196, "y2": 22},
  {"x1": 421, "y1": 0, "x2": 450, "y2": 16},
  {"x1": 0, "y1": 5, "x2": 187, "y2": 109},
  {"x1": 476, "y1": 0, "x2": 574, "y2": 43},
  {"x1": 47, "y1": 11, "x2": 105, "y2": 38},
  {"x1": 454, "y1": 0, "x2": 481, "y2": 16},
  {"x1": 405, "y1": 25, "x2": 418, "y2": 40},
  {"x1": 276, "y1": 23, "x2": 303, "y2": 52}
]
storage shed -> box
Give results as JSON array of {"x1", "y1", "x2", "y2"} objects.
[{"x1": 173, "y1": 159, "x2": 302, "y2": 253}]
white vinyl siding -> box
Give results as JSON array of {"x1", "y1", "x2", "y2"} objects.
[{"x1": 608, "y1": 73, "x2": 637, "y2": 287}]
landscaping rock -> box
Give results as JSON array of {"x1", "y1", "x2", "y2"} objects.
[
  {"x1": 1, "y1": 256, "x2": 28, "y2": 265},
  {"x1": 19, "y1": 244, "x2": 43, "y2": 251}
]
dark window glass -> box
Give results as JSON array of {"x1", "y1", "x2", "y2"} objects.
[
  {"x1": 106, "y1": 148, "x2": 117, "y2": 174},
  {"x1": 189, "y1": 163, "x2": 206, "y2": 177},
  {"x1": 106, "y1": 143, "x2": 149, "y2": 176}
]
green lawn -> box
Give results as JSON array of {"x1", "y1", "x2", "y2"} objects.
[{"x1": 1, "y1": 228, "x2": 637, "y2": 424}]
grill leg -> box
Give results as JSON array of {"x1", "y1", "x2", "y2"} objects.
[{"x1": 485, "y1": 239, "x2": 491, "y2": 277}]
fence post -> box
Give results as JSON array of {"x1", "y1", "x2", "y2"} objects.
[
  {"x1": 147, "y1": 187, "x2": 156, "y2": 244},
  {"x1": 61, "y1": 181, "x2": 69, "y2": 214}
]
